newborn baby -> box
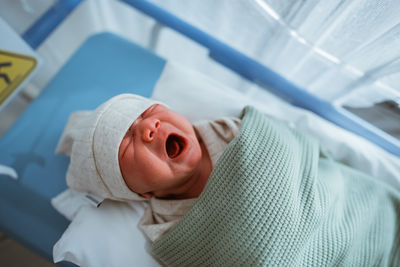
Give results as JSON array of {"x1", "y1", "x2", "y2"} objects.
[
  {"x1": 56, "y1": 93, "x2": 240, "y2": 241},
  {"x1": 57, "y1": 94, "x2": 400, "y2": 265}
]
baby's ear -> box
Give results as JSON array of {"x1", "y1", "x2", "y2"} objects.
[{"x1": 140, "y1": 192, "x2": 153, "y2": 199}]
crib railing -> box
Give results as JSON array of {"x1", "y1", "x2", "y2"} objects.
[{"x1": 19, "y1": 0, "x2": 400, "y2": 157}]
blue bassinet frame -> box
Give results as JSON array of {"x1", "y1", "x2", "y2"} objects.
[
  {"x1": 23, "y1": 0, "x2": 400, "y2": 157},
  {"x1": 121, "y1": 0, "x2": 400, "y2": 157},
  {"x1": 21, "y1": 0, "x2": 400, "y2": 157}
]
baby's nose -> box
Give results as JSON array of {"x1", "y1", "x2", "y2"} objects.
[{"x1": 142, "y1": 119, "x2": 161, "y2": 142}]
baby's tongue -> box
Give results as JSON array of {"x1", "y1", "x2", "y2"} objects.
[{"x1": 166, "y1": 135, "x2": 180, "y2": 158}]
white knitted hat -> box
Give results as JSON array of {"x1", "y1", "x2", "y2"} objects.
[{"x1": 56, "y1": 94, "x2": 162, "y2": 201}]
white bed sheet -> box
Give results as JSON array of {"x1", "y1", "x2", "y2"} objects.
[{"x1": 52, "y1": 61, "x2": 400, "y2": 267}]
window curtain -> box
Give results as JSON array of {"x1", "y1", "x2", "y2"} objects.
[{"x1": 150, "y1": 0, "x2": 400, "y2": 109}]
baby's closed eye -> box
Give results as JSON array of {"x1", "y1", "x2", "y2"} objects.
[{"x1": 119, "y1": 134, "x2": 133, "y2": 159}]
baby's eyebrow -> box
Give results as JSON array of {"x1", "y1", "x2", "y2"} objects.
[{"x1": 141, "y1": 104, "x2": 158, "y2": 118}]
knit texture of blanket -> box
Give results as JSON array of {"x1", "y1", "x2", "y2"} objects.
[{"x1": 152, "y1": 106, "x2": 400, "y2": 266}]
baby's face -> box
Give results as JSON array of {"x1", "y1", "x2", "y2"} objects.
[{"x1": 118, "y1": 104, "x2": 202, "y2": 198}]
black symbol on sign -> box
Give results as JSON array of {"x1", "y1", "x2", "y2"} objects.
[{"x1": 0, "y1": 62, "x2": 12, "y2": 84}]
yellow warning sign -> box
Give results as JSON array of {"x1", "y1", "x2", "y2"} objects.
[{"x1": 0, "y1": 49, "x2": 37, "y2": 105}]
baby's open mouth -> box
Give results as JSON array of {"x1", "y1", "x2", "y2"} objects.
[{"x1": 166, "y1": 134, "x2": 185, "y2": 159}]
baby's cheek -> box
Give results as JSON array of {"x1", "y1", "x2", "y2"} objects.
[{"x1": 154, "y1": 160, "x2": 175, "y2": 181}]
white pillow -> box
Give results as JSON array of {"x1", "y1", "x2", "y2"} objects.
[
  {"x1": 53, "y1": 197, "x2": 160, "y2": 267},
  {"x1": 53, "y1": 62, "x2": 400, "y2": 267}
]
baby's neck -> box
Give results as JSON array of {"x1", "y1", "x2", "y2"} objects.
[{"x1": 182, "y1": 140, "x2": 212, "y2": 199}]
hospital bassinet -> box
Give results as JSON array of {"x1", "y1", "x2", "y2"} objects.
[{"x1": 0, "y1": 0, "x2": 399, "y2": 265}]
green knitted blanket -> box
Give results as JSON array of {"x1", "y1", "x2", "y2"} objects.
[{"x1": 152, "y1": 106, "x2": 400, "y2": 266}]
